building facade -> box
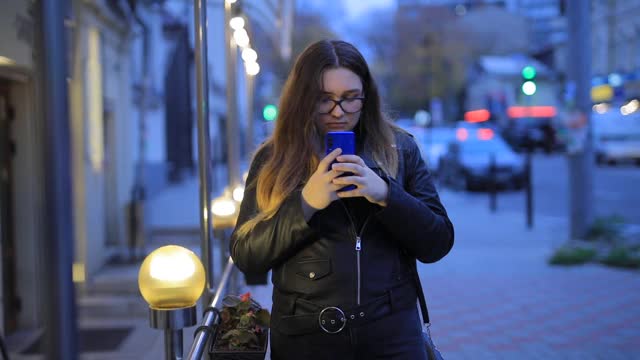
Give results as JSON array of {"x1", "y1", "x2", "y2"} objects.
[
  {"x1": 590, "y1": 0, "x2": 640, "y2": 103},
  {"x1": 0, "y1": 0, "x2": 293, "y2": 336},
  {"x1": 0, "y1": 0, "x2": 141, "y2": 334},
  {"x1": 0, "y1": 0, "x2": 43, "y2": 334}
]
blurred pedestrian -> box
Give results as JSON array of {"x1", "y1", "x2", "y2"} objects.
[{"x1": 230, "y1": 39, "x2": 454, "y2": 360}]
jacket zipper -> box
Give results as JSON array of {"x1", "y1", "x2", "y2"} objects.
[
  {"x1": 355, "y1": 236, "x2": 362, "y2": 305},
  {"x1": 339, "y1": 201, "x2": 372, "y2": 305}
]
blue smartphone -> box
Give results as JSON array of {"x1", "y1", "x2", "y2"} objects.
[{"x1": 325, "y1": 131, "x2": 356, "y2": 191}]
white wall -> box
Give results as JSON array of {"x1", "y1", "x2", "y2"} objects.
[
  {"x1": 69, "y1": 19, "x2": 104, "y2": 280},
  {"x1": 70, "y1": 2, "x2": 135, "y2": 280}
]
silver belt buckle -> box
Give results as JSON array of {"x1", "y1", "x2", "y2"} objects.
[{"x1": 318, "y1": 306, "x2": 346, "y2": 334}]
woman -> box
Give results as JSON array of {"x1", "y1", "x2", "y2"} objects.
[{"x1": 230, "y1": 39, "x2": 454, "y2": 360}]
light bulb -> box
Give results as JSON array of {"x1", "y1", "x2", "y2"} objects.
[{"x1": 138, "y1": 245, "x2": 205, "y2": 309}]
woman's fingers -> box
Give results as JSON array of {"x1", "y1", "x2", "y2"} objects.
[
  {"x1": 318, "y1": 148, "x2": 342, "y2": 173},
  {"x1": 332, "y1": 175, "x2": 361, "y2": 188},
  {"x1": 331, "y1": 162, "x2": 362, "y2": 175},
  {"x1": 336, "y1": 155, "x2": 366, "y2": 167}
]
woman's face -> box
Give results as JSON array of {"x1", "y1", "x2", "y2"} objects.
[{"x1": 314, "y1": 67, "x2": 364, "y2": 135}]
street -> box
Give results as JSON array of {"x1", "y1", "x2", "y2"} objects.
[{"x1": 440, "y1": 153, "x2": 640, "y2": 226}]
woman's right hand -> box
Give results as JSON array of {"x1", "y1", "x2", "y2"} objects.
[{"x1": 301, "y1": 148, "x2": 344, "y2": 215}]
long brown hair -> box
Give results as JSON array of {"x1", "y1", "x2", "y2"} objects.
[{"x1": 237, "y1": 40, "x2": 398, "y2": 236}]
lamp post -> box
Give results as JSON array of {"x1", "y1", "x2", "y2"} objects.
[
  {"x1": 211, "y1": 186, "x2": 243, "y2": 294},
  {"x1": 139, "y1": 245, "x2": 205, "y2": 360},
  {"x1": 243, "y1": 48, "x2": 259, "y2": 156},
  {"x1": 225, "y1": 0, "x2": 242, "y2": 188},
  {"x1": 193, "y1": 0, "x2": 215, "y2": 303},
  {"x1": 567, "y1": 0, "x2": 594, "y2": 239},
  {"x1": 39, "y1": 0, "x2": 78, "y2": 358},
  {"x1": 227, "y1": 5, "x2": 260, "y2": 173}
]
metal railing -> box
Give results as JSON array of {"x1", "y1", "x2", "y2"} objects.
[
  {"x1": 186, "y1": 256, "x2": 236, "y2": 360},
  {"x1": 179, "y1": 1, "x2": 242, "y2": 358}
]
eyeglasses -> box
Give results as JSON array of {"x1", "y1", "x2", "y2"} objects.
[{"x1": 317, "y1": 97, "x2": 365, "y2": 114}]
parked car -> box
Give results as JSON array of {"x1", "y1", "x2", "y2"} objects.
[
  {"x1": 421, "y1": 128, "x2": 456, "y2": 173},
  {"x1": 394, "y1": 123, "x2": 455, "y2": 174},
  {"x1": 501, "y1": 119, "x2": 547, "y2": 152},
  {"x1": 439, "y1": 127, "x2": 527, "y2": 191},
  {"x1": 593, "y1": 110, "x2": 640, "y2": 166}
]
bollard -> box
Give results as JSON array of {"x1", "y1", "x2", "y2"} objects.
[
  {"x1": 489, "y1": 153, "x2": 497, "y2": 212},
  {"x1": 139, "y1": 246, "x2": 205, "y2": 360},
  {"x1": 525, "y1": 150, "x2": 533, "y2": 228},
  {"x1": 150, "y1": 307, "x2": 196, "y2": 360}
]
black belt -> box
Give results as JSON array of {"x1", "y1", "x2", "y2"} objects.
[{"x1": 272, "y1": 281, "x2": 417, "y2": 335}]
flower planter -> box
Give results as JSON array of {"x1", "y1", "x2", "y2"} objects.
[
  {"x1": 208, "y1": 293, "x2": 270, "y2": 360},
  {"x1": 209, "y1": 328, "x2": 269, "y2": 360}
]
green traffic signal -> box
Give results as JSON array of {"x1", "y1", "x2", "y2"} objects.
[
  {"x1": 521, "y1": 65, "x2": 536, "y2": 80},
  {"x1": 263, "y1": 104, "x2": 277, "y2": 121}
]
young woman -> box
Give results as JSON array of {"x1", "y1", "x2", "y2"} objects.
[{"x1": 230, "y1": 39, "x2": 454, "y2": 360}]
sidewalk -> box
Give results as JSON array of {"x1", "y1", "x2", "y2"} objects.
[
  {"x1": 421, "y1": 192, "x2": 640, "y2": 359},
  {"x1": 152, "y1": 180, "x2": 639, "y2": 359},
  {"x1": 11, "y1": 178, "x2": 637, "y2": 359}
]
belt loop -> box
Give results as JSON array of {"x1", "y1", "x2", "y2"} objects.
[{"x1": 388, "y1": 289, "x2": 394, "y2": 313}]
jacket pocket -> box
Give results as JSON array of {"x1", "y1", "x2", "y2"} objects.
[
  {"x1": 294, "y1": 259, "x2": 331, "y2": 281},
  {"x1": 286, "y1": 258, "x2": 333, "y2": 295}
]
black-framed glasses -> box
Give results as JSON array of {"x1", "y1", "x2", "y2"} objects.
[{"x1": 317, "y1": 97, "x2": 365, "y2": 114}]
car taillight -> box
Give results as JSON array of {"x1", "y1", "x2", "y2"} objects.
[
  {"x1": 456, "y1": 128, "x2": 469, "y2": 141},
  {"x1": 477, "y1": 128, "x2": 494, "y2": 140}
]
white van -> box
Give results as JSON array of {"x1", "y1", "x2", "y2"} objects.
[{"x1": 593, "y1": 110, "x2": 640, "y2": 165}]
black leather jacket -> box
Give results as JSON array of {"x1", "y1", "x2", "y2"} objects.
[{"x1": 230, "y1": 130, "x2": 454, "y2": 328}]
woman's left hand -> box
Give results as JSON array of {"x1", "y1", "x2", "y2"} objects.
[{"x1": 331, "y1": 155, "x2": 389, "y2": 207}]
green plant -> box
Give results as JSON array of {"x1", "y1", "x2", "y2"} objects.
[
  {"x1": 585, "y1": 215, "x2": 626, "y2": 242},
  {"x1": 599, "y1": 247, "x2": 640, "y2": 269},
  {"x1": 549, "y1": 246, "x2": 597, "y2": 265},
  {"x1": 214, "y1": 292, "x2": 270, "y2": 351}
]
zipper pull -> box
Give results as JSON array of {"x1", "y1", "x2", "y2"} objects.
[{"x1": 355, "y1": 236, "x2": 361, "y2": 251}]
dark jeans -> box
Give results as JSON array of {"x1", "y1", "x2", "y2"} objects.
[{"x1": 270, "y1": 307, "x2": 428, "y2": 360}]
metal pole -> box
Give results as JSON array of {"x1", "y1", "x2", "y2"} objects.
[
  {"x1": 150, "y1": 306, "x2": 196, "y2": 360},
  {"x1": 225, "y1": 1, "x2": 242, "y2": 187},
  {"x1": 38, "y1": 0, "x2": 78, "y2": 358},
  {"x1": 525, "y1": 150, "x2": 533, "y2": 229},
  {"x1": 567, "y1": 0, "x2": 594, "y2": 239},
  {"x1": 489, "y1": 153, "x2": 497, "y2": 212},
  {"x1": 193, "y1": 0, "x2": 215, "y2": 295},
  {"x1": 246, "y1": 73, "x2": 255, "y2": 157},
  {"x1": 164, "y1": 330, "x2": 184, "y2": 360}
]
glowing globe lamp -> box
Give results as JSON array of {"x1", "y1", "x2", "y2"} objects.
[
  {"x1": 138, "y1": 245, "x2": 205, "y2": 309},
  {"x1": 211, "y1": 192, "x2": 239, "y2": 229}
]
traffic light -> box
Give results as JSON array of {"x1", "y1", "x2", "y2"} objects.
[
  {"x1": 521, "y1": 65, "x2": 537, "y2": 96},
  {"x1": 262, "y1": 104, "x2": 277, "y2": 121}
]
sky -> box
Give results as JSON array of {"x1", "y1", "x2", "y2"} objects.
[
  {"x1": 297, "y1": 0, "x2": 397, "y2": 59},
  {"x1": 342, "y1": 0, "x2": 396, "y2": 19},
  {"x1": 300, "y1": 0, "x2": 396, "y2": 21}
]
